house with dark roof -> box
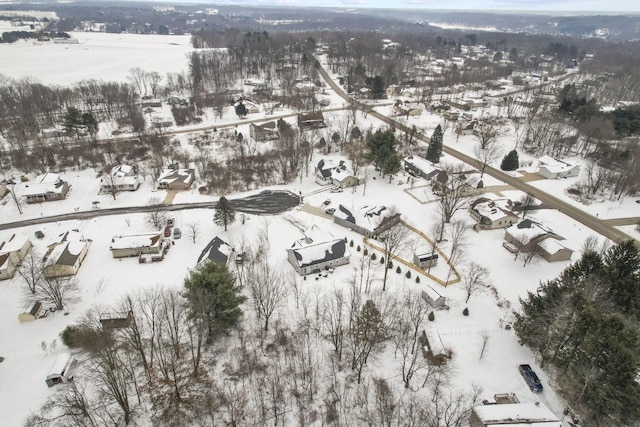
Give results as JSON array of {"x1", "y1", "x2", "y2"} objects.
[
  {"x1": 297, "y1": 111, "x2": 326, "y2": 130},
  {"x1": 18, "y1": 301, "x2": 43, "y2": 323},
  {"x1": 315, "y1": 159, "x2": 361, "y2": 189},
  {"x1": 0, "y1": 233, "x2": 31, "y2": 280},
  {"x1": 287, "y1": 238, "x2": 350, "y2": 275},
  {"x1": 22, "y1": 173, "x2": 69, "y2": 203},
  {"x1": 157, "y1": 168, "x2": 195, "y2": 190},
  {"x1": 43, "y1": 231, "x2": 89, "y2": 278},
  {"x1": 196, "y1": 236, "x2": 231, "y2": 269},
  {"x1": 504, "y1": 219, "x2": 573, "y2": 262},
  {"x1": 469, "y1": 197, "x2": 519, "y2": 230},
  {"x1": 403, "y1": 155, "x2": 440, "y2": 181},
  {"x1": 333, "y1": 204, "x2": 402, "y2": 238},
  {"x1": 249, "y1": 121, "x2": 280, "y2": 141}
]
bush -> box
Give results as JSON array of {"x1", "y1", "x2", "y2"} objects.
[
  {"x1": 396, "y1": 266, "x2": 401, "y2": 273},
  {"x1": 357, "y1": 245, "x2": 361, "y2": 252},
  {"x1": 415, "y1": 276, "x2": 420, "y2": 283},
  {"x1": 428, "y1": 311, "x2": 435, "y2": 321},
  {"x1": 350, "y1": 240, "x2": 354, "y2": 247},
  {"x1": 371, "y1": 252, "x2": 377, "y2": 260},
  {"x1": 364, "y1": 248, "x2": 369, "y2": 256},
  {"x1": 501, "y1": 149, "x2": 519, "y2": 171},
  {"x1": 406, "y1": 271, "x2": 412, "y2": 279},
  {"x1": 380, "y1": 256, "x2": 385, "y2": 265},
  {"x1": 463, "y1": 307, "x2": 469, "y2": 316},
  {"x1": 60, "y1": 325, "x2": 82, "y2": 348},
  {"x1": 388, "y1": 261, "x2": 393, "y2": 269}
]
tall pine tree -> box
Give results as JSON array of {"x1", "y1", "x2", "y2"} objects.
[
  {"x1": 184, "y1": 262, "x2": 246, "y2": 342},
  {"x1": 426, "y1": 125, "x2": 443, "y2": 163},
  {"x1": 366, "y1": 129, "x2": 401, "y2": 179},
  {"x1": 214, "y1": 196, "x2": 235, "y2": 231}
]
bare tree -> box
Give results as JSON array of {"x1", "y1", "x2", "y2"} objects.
[
  {"x1": 378, "y1": 221, "x2": 410, "y2": 291},
  {"x1": 17, "y1": 248, "x2": 44, "y2": 294},
  {"x1": 462, "y1": 262, "x2": 489, "y2": 304},
  {"x1": 320, "y1": 289, "x2": 347, "y2": 362},
  {"x1": 146, "y1": 197, "x2": 167, "y2": 229},
  {"x1": 478, "y1": 331, "x2": 490, "y2": 361},
  {"x1": 186, "y1": 222, "x2": 200, "y2": 244},
  {"x1": 473, "y1": 122, "x2": 506, "y2": 150},
  {"x1": 518, "y1": 193, "x2": 537, "y2": 218},
  {"x1": 473, "y1": 139, "x2": 502, "y2": 179},
  {"x1": 434, "y1": 163, "x2": 475, "y2": 227},
  {"x1": 246, "y1": 256, "x2": 289, "y2": 332},
  {"x1": 445, "y1": 220, "x2": 469, "y2": 285},
  {"x1": 393, "y1": 292, "x2": 429, "y2": 389},
  {"x1": 37, "y1": 277, "x2": 80, "y2": 310}
]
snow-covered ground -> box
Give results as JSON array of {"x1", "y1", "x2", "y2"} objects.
[
  {"x1": 0, "y1": 33, "x2": 638, "y2": 426},
  {"x1": 0, "y1": 32, "x2": 194, "y2": 85}
]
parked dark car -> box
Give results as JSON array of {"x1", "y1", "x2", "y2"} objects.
[
  {"x1": 519, "y1": 364, "x2": 543, "y2": 392},
  {"x1": 35, "y1": 230, "x2": 45, "y2": 239},
  {"x1": 164, "y1": 226, "x2": 172, "y2": 238}
]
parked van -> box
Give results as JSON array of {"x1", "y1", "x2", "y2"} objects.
[
  {"x1": 46, "y1": 353, "x2": 76, "y2": 387},
  {"x1": 173, "y1": 227, "x2": 181, "y2": 239}
]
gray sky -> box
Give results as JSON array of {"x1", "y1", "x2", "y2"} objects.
[{"x1": 237, "y1": 0, "x2": 639, "y2": 12}]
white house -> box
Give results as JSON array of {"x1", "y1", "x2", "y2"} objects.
[
  {"x1": 287, "y1": 227, "x2": 350, "y2": 275},
  {"x1": 469, "y1": 197, "x2": 519, "y2": 230},
  {"x1": 315, "y1": 159, "x2": 361, "y2": 189},
  {"x1": 101, "y1": 164, "x2": 142, "y2": 193},
  {"x1": 537, "y1": 156, "x2": 580, "y2": 179}
]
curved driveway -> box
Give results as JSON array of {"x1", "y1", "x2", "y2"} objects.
[
  {"x1": 0, "y1": 190, "x2": 301, "y2": 232},
  {"x1": 317, "y1": 64, "x2": 636, "y2": 245}
]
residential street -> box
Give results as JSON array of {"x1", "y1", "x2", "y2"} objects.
[
  {"x1": 316, "y1": 64, "x2": 638, "y2": 245},
  {"x1": 0, "y1": 190, "x2": 301, "y2": 231}
]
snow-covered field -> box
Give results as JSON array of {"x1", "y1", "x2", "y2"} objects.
[
  {"x1": 0, "y1": 32, "x2": 194, "y2": 85},
  {"x1": 1, "y1": 32, "x2": 639, "y2": 426}
]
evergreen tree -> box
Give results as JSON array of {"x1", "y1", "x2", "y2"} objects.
[
  {"x1": 213, "y1": 196, "x2": 236, "y2": 231},
  {"x1": 63, "y1": 107, "x2": 82, "y2": 137},
  {"x1": 371, "y1": 75, "x2": 385, "y2": 99},
  {"x1": 514, "y1": 243, "x2": 640, "y2": 425},
  {"x1": 235, "y1": 102, "x2": 247, "y2": 118},
  {"x1": 184, "y1": 262, "x2": 246, "y2": 342},
  {"x1": 81, "y1": 112, "x2": 98, "y2": 139},
  {"x1": 366, "y1": 129, "x2": 401, "y2": 179},
  {"x1": 426, "y1": 125, "x2": 443, "y2": 163},
  {"x1": 605, "y1": 240, "x2": 640, "y2": 316},
  {"x1": 501, "y1": 149, "x2": 519, "y2": 171}
]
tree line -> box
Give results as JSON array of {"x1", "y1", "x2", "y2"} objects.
[{"x1": 514, "y1": 240, "x2": 640, "y2": 426}]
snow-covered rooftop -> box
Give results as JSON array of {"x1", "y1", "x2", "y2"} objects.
[
  {"x1": 110, "y1": 233, "x2": 162, "y2": 250},
  {"x1": 472, "y1": 402, "x2": 559, "y2": 426}
]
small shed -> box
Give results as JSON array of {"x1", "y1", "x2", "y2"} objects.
[
  {"x1": 421, "y1": 286, "x2": 446, "y2": 309},
  {"x1": 100, "y1": 311, "x2": 133, "y2": 330},
  {"x1": 413, "y1": 251, "x2": 438, "y2": 269},
  {"x1": 19, "y1": 301, "x2": 43, "y2": 323}
]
